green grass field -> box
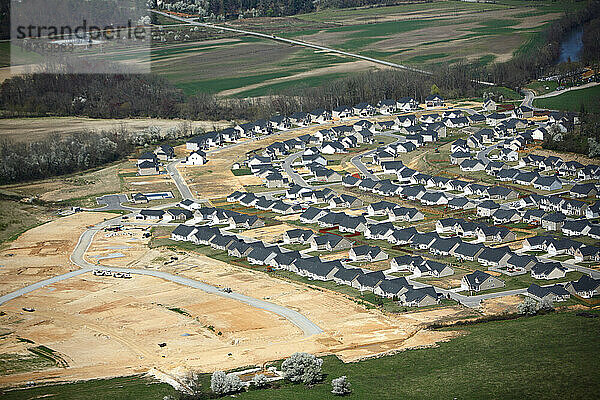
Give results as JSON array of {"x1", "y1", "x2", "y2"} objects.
[
  {"x1": 5, "y1": 310, "x2": 599, "y2": 399},
  {"x1": 533, "y1": 84, "x2": 600, "y2": 113},
  {"x1": 1, "y1": 375, "x2": 174, "y2": 400},
  {"x1": 144, "y1": 0, "x2": 577, "y2": 97}
]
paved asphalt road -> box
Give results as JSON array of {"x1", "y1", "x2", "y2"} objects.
[
  {"x1": 350, "y1": 133, "x2": 406, "y2": 181},
  {"x1": 282, "y1": 151, "x2": 311, "y2": 187},
  {"x1": 520, "y1": 84, "x2": 599, "y2": 111},
  {"x1": 166, "y1": 160, "x2": 194, "y2": 200},
  {"x1": 95, "y1": 194, "x2": 135, "y2": 211},
  {"x1": 350, "y1": 149, "x2": 379, "y2": 180},
  {"x1": 1, "y1": 211, "x2": 325, "y2": 337}
]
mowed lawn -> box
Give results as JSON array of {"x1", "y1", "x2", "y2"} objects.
[
  {"x1": 4, "y1": 310, "x2": 600, "y2": 399},
  {"x1": 534, "y1": 84, "x2": 600, "y2": 113}
]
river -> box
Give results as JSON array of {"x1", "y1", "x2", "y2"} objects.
[{"x1": 558, "y1": 27, "x2": 583, "y2": 63}]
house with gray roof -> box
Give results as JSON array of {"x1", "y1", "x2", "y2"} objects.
[
  {"x1": 352, "y1": 270, "x2": 386, "y2": 292},
  {"x1": 531, "y1": 262, "x2": 567, "y2": 280},
  {"x1": 309, "y1": 233, "x2": 353, "y2": 252},
  {"x1": 349, "y1": 245, "x2": 388, "y2": 262},
  {"x1": 400, "y1": 287, "x2": 441, "y2": 307},
  {"x1": 333, "y1": 267, "x2": 362, "y2": 286},
  {"x1": 461, "y1": 270, "x2": 505, "y2": 292},
  {"x1": 527, "y1": 284, "x2": 570, "y2": 302},
  {"x1": 374, "y1": 278, "x2": 412, "y2": 298},
  {"x1": 171, "y1": 225, "x2": 197, "y2": 241},
  {"x1": 565, "y1": 275, "x2": 600, "y2": 298}
]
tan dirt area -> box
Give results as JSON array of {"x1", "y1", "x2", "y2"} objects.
[
  {"x1": 1, "y1": 163, "x2": 123, "y2": 204},
  {"x1": 531, "y1": 148, "x2": 599, "y2": 165},
  {"x1": 480, "y1": 295, "x2": 522, "y2": 315},
  {"x1": 0, "y1": 212, "x2": 114, "y2": 295},
  {"x1": 0, "y1": 117, "x2": 232, "y2": 143},
  {"x1": 238, "y1": 224, "x2": 294, "y2": 243},
  {"x1": 0, "y1": 212, "x2": 479, "y2": 387},
  {"x1": 219, "y1": 60, "x2": 379, "y2": 97}
]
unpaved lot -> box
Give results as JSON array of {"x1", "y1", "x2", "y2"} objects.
[
  {"x1": 0, "y1": 212, "x2": 114, "y2": 295},
  {"x1": 0, "y1": 213, "x2": 477, "y2": 387},
  {"x1": 0, "y1": 117, "x2": 232, "y2": 143},
  {"x1": 1, "y1": 163, "x2": 123, "y2": 205},
  {"x1": 178, "y1": 125, "x2": 337, "y2": 199}
]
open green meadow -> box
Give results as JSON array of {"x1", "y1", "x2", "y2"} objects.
[
  {"x1": 4, "y1": 309, "x2": 599, "y2": 399},
  {"x1": 533, "y1": 84, "x2": 600, "y2": 113}
]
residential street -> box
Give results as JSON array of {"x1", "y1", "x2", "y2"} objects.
[{"x1": 0, "y1": 213, "x2": 325, "y2": 337}]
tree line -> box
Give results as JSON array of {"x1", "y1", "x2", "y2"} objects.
[
  {"x1": 0, "y1": 124, "x2": 194, "y2": 184},
  {"x1": 0, "y1": 62, "x2": 482, "y2": 122},
  {"x1": 484, "y1": 0, "x2": 600, "y2": 88}
]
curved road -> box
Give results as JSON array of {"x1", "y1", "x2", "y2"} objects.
[
  {"x1": 166, "y1": 160, "x2": 194, "y2": 200},
  {"x1": 2, "y1": 214, "x2": 324, "y2": 337},
  {"x1": 521, "y1": 83, "x2": 599, "y2": 111},
  {"x1": 351, "y1": 132, "x2": 406, "y2": 180},
  {"x1": 282, "y1": 151, "x2": 311, "y2": 187}
]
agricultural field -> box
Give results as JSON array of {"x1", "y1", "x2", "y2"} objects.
[
  {"x1": 0, "y1": 1, "x2": 577, "y2": 97},
  {"x1": 150, "y1": 0, "x2": 577, "y2": 97}
]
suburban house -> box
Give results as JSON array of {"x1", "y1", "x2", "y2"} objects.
[
  {"x1": 283, "y1": 228, "x2": 316, "y2": 244},
  {"x1": 352, "y1": 271, "x2": 386, "y2": 292},
  {"x1": 565, "y1": 275, "x2": 600, "y2": 298},
  {"x1": 349, "y1": 245, "x2": 388, "y2": 262},
  {"x1": 461, "y1": 270, "x2": 505, "y2": 292},
  {"x1": 185, "y1": 150, "x2": 207, "y2": 165},
  {"x1": 399, "y1": 287, "x2": 441, "y2": 307},
  {"x1": 155, "y1": 144, "x2": 175, "y2": 161},
  {"x1": 136, "y1": 209, "x2": 165, "y2": 220},
  {"x1": 137, "y1": 160, "x2": 159, "y2": 176},
  {"x1": 527, "y1": 283, "x2": 570, "y2": 302},
  {"x1": 424, "y1": 94, "x2": 444, "y2": 109},
  {"x1": 309, "y1": 233, "x2": 353, "y2": 252},
  {"x1": 171, "y1": 224, "x2": 197, "y2": 241},
  {"x1": 530, "y1": 262, "x2": 567, "y2": 280},
  {"x1": 482, "y1": 99, "x2": 497, "y2": 112}
]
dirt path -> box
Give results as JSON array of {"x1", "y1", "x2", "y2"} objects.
[{"x1": 219, "y1": 60, "x2": 378, "y2": 97}]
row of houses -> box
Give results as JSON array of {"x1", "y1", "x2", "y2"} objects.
[
  {"x1": 342, "y1": 171, "x2": 516, "y2": 210},
  {"x1": 284, "y1": 186, "x2": 365, "y2": 208},
  {"x1": 435, "y1": 217, "x2": 515, "y2": 243},
  {"x1": 390, "y1": 254, "x2": 454, "y2": 278},
  {"x1": 191, "y1": 207, "x2": 265, "y2": 229},
  {"x1": 226, "y1": 192, "x2": 302, "y2": 214},
  {"x1": 522, "y1": 235, "x2": 600, "y2": 263},
  {"x1": 516, "y1": 193, "x2": 597, "y2": 217},
  {"x1": 367, "y1": 221, "x2": 576, "y2": 280},
  {"x1": 136, "y1": 208, "x2": 192, "y2": 222},
  {"x1": 526, "y1": 276, "x2": 600, "y2": 302},
  {"x1": 519, "y1": 153, "x2": 589, "y2": 177},
  {"x1": 171, "y1": 224, "x2": 442, "y2": 306}
]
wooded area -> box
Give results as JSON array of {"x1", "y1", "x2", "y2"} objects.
[{"x1": 0, "y1": 124, "x2": 193, "y2": 184}]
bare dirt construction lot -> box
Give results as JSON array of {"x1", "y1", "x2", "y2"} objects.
[
  {"x1": 480, "y1": 295, "x2": 522, "y2": 315},
  {"x1": 0, "y1": 213, "x2": 478, "y2": 387},
  {"x1": 239, "y1": 224, "x2": 294, "y2": 243},
  {"x1": 0, "y1": 212, "x2": 113, "y2": 295}
]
